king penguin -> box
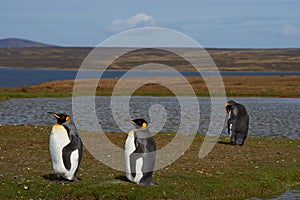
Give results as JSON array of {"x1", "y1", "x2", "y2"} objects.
[
  {"x1": 48, "y1": 112, "x2": 82, "y2": 182},
  {"x1": 124, "y1": 118, "x2": 156, "y2": 186},
  {"x1": 225, "y1": 100, "x2": 249, "y2": 146}
]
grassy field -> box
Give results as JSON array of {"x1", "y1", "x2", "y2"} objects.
[
  {"x1": 0, "y1": 125, "x2": 299, "y2": 199},
  {"x1": 0, "y1": 47, "x2": 300, "y2": 71},
  {"x1": 0, "y1": 75, "x2": 299, "y2": 100}
]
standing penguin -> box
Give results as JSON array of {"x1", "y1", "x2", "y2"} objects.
[
  {"x1": 48, "y1": 112, "x2": 82, "y2": 182},
  {"x1": 225, "y1": 100, "x2": 249, "y2": 146},
  {"x1": 124, "y1": 118, "x2": 156, "y2": 186}
]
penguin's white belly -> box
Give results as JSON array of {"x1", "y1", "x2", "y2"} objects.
[
  {"x1": 124, "y1": 135, "x2": 135, "y2": 182},
  {"x1": 124, "y1": 133, "x2": 144, "y2": 184},
  {"x1": 66, "y1": 150, "x2": 79, "y2": 180},
  {"x1": 229, "y1": 123, "x2": 233, "y2": 137},
  {"x1": 134, "y1": 157, "x2": 143, "y2": 184},
  {"x1": 50, "y1": 125, "x2": 78, "y2": 180}
]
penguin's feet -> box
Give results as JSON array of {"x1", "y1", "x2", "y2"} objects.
[
  {"x1": 57, "y1": 179, "x2": 70, "y2": 185},
  {"x1": 73, "y1": 176, "x2": 81, "y2": 181},
  {"x1": 236, "y1": 139, "x2": 244, "y2": 146},
  {"x1": 139, "y1": 182, "x2": 159, "y2": 186},
  {"x1": 56, "y1": 176, "x2": 72, "y2": 185},
  {"x1": 149, "y1": 182, "x2": 159, "y2": 186}
]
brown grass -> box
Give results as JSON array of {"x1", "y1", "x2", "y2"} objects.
[
  {"x1": 1, "y1": 75, "x2": 299, "y2": 98},
  {"x1": 1, "y1": 47, "x2": 300, "y2": 71}
]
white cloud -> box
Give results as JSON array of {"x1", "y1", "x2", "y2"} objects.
[
  {"x1": 108, "y1": 13, "x2": 155, "y2": 33},
  {"x1": 280, "y1": 24, "x2": 299, "y2": 36}
]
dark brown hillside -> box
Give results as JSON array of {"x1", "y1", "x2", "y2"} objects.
[{"x1": 0, "y1": 47, "x2": 299, "y2": 71}]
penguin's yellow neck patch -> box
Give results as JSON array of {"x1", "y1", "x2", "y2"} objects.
[
  {"x1": 54, "y1": 123, "x2": 62, "y2": 127},
  {"x1": 142, "y1": 123, "x2": 147, "y2": 128},
  {"x1": 66, "y1": 116, "x2": 70, "y2": 122}
]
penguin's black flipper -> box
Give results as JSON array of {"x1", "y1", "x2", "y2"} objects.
[
  {"x1": 62, "y1": 134, "x2": 82, "y2": 171},
  {"x1": 140, "y1": 153, "x2": 155, "y2": 185},
  {"x1": 130, "y1": 137, "x2": 145, "y2": 178},
  {"x1": 140, "y1": 137, "x2": 156, "y2": 185}
]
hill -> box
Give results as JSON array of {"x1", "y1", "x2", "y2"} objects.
[
  {"x1": 0, "y1": 46, "x2": 299, "y2": 71},
  {"x1": 0, "y1": 38, "x2": 58, "y2": 48}
]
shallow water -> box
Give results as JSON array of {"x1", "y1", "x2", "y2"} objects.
[
  {"x1": 248, "y1": 190, "x2": 300, "y2": 200},
  {"x1": 1, "y1": 67, "x2": 300, "y2": 88},
  {"x1": 0, "y1": 97, "x2": 299, "y2": 139},
  {"x1": 270, "y1": 190, "x2": 300, "y2": 200}
]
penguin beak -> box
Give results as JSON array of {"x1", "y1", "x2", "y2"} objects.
[
  {"x1": 130, "y1": 121, "x2": 136, "y2": 126},
  {"x1": 48, "y1": 112, "x2": 60, "y2": 119}
]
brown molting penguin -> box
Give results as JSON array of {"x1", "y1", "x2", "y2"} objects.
[{"x1": 225, "y1": 101, "x2": 249, "y2": 146}]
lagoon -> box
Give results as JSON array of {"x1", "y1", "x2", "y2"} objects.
[
  {"x1": 1, "y1": 67, "x2": 300, "y2": 88},
  {"x1": 0, "y1": 97, "x2": 299, "y2": 139}
]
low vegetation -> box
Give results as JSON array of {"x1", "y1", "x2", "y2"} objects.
[
  {"x1": 1, "y1": 47, "x2": 300, "y2": 71},
  {"x1": 0, "y1": 75, "x2": 299, "y2": 100},
  {"x1": 0, "y1": 125, "x2": 299, "y2": 199}
]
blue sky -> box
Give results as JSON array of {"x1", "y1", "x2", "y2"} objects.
[{"x1": 1, "y1": 0, "x2": 300, "y2": 48}]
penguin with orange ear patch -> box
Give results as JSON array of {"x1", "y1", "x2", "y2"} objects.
[
  {"x1": 124, "y1": 118, "x2": 156, "y2": 185},
  {"x1": 225, "y1": 100, "x2": 249, "y2": 146},
  {"x1": 48, "y1": 112, "x2": 82, "y2": 183}
]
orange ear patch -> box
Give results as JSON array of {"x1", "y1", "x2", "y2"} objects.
[
  {"x1": 66, "y1": 116, "x2": 70, "y2": 121},
  {"x1": 225, "y1": 102, "x2": 230, "y2": 107},
  {"x1": 142, "y1": 123, "x2": 147, "y2": 128}
]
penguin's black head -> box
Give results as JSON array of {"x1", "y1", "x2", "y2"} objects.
[
  {"x1": 131, "y1": 118, "x2": 148, "y2": 129},
  {"x1": 48, "y1": 112, "x2": 71, "y2": 125},
  {"x1": 225, "y1": 100, "x2": 236, "y2": 114}
]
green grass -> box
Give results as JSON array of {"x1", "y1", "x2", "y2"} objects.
[
  {"x1": 0, "y1": 125, "x2": 299, "y2": 199},
  {"x1": 0, "y1": 91, "x2": 72, "y2": 100},
  {"x1": 1, "y1": 74, "x2": 299, "y2": 100},
  {"x1": 0, "y1": 90, "x2": 298, "y2": 101}
]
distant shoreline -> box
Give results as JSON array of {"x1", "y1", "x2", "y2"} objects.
[
  {"x1": 1, "y1": 65, "x2": 300, "y2": 73},
  {"x1": 0, "y1": 75, "x2": 299, "y2": 100},
  {"x1": 1, "y1": 66, "x2": 300, "y2": 88}
]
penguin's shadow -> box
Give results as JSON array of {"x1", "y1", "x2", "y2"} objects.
[
  {"x1": 42, "y1": 174, "x2": 66, "y2": 182},
  {"x1": 115, "y1": 175, "x2": 131, "y2": 183},
  {"x1": 217, "y1": 141, "x2": 231, "y2": 145},
  {"x1": 42, "y1": 174, "x2": 58, "y2": 181}
]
